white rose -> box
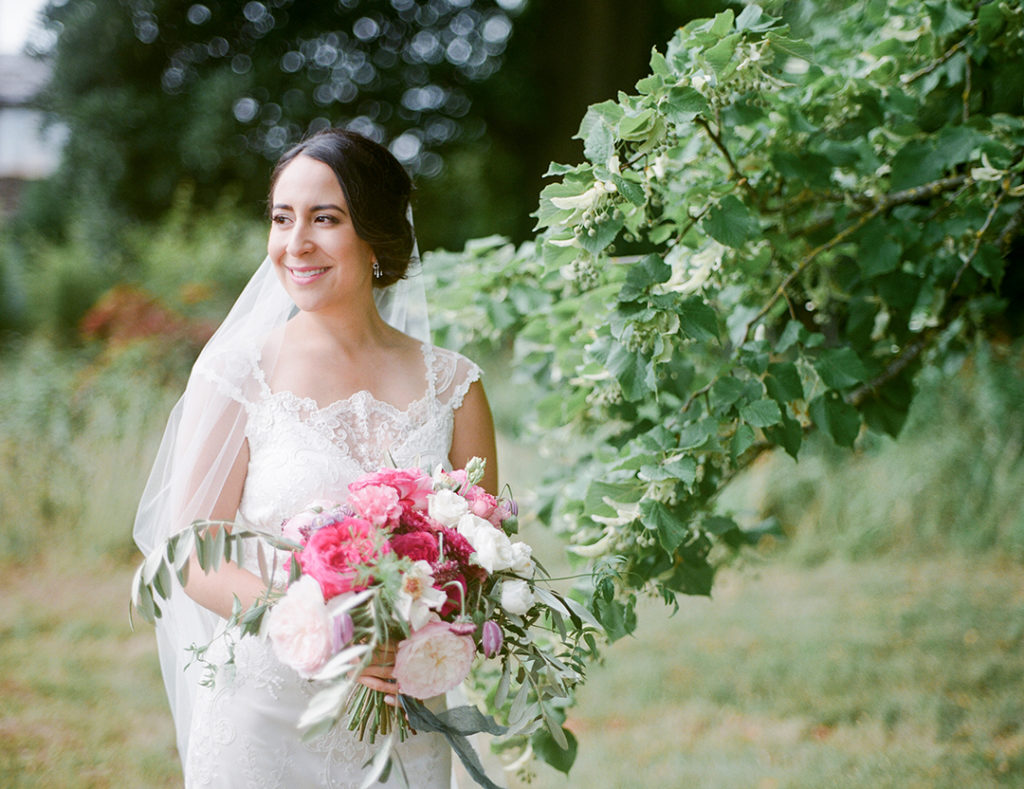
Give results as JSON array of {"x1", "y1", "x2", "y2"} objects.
[
  {"x1": 500, "y1": 578, "x2": 534, "y2": 616},
  {"x1": 457, "y1": 513, "x2": 514, "y2": 573},
  {"x1": 508, "y1": 541, "x2": 535, "y2": 577},
  {"x1": 266, "y1": 576, "x2": 332, "y2": 678},
  {"x1": 428, "y1": 489, "x2": 469, "y2": 527}
]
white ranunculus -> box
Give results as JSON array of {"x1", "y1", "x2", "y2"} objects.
[
  {"x1": 508, "y1": 541, "x2": 535, "y2": 577},
  {"x1": 457, "y1": 513, "x2": 514, "y2": 573},
  {"x1": 266, "y1": 576, "x2": 333, "y2": 678},
  {"x1": 500, "y1": 578, "x2": 535, "y2": 616},
  {"x1": 428, "y1": 489, "x2": 469, "y2": 527}
]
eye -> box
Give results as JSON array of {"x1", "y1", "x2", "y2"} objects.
[
  {"x1": 314, "y1": 214, "x2": 340, "y2": 224},
  {"x1": 271, "y1": 214, "x2": 291, "y2": 225}
]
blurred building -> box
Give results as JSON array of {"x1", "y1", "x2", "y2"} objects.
[{"x1": 0, "y1": 54, "x2": 65, "y2": 214}]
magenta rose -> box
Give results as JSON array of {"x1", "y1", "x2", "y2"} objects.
[
  {"x1": 297, "y1": 516, "x2": 386, "y2": 599},
  {"x1": 389, "y1": 531, "x2": 440, "y2": 564},
  {"x1": 394, "y1": 620, "x2": 475, "y2": 698}
]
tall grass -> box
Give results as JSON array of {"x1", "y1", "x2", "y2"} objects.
[
  {"x1": 729, "y1": 341, "x2": 1024, "y2": 562},
  {"x1": 0, "y1": 339, "x2": 178, "y2": 563}
]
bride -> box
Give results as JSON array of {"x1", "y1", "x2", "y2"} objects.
[{"x1": 134, "y1": 128, "x2": 498, "y2": 787}]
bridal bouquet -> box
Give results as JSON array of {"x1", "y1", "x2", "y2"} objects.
[{"x1": 132, "y1": 458, "x2": 599, "y2": 787}]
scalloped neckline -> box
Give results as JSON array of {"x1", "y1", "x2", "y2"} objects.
[{"x1": 253, "y1": 342, "x2": 435, "y2": 416}]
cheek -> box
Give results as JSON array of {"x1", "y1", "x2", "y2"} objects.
[{"x1": 267, "y1": 229, "x2": 284, "y2": 259}]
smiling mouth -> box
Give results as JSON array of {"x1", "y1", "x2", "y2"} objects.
[{"x1": 288, "y1": 267, "x2": 328, "y2": 280}]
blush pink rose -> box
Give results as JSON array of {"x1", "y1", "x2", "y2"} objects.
[
  {"x1": 297, "y1": 516, "x2": 386, "y2": 599},
  {"x1": 347, "y1": 484, "x2": 401, "y2": 528},
  {"x1": 394, "y1": 621, "x2": 475, "y2": 699},
  {"x1": 266, "y1": 576, "x2": 333, "y2": 678},
  {"x1": 349, "y1": 467, "x2": 433, "y2": 511}
]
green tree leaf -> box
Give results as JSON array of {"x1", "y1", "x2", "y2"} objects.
[
  {"x1": 619, "y1": 255, "x2": 672, "y2": 301},
  {"x1": 702, "y1": 195, "x2": 759, "y2": 248},
  {"x1": 766, "y1": 362, "x2": 804, "y2": 403},
  {"x1": 678, "y1": 297, "x2": 720, "y2": 341},
  {"x1": 809, "y1": 392, "x2": 861, "y2": 447},
  {"x1": 814, "y1": 348, "x2": 868, "y2": 389},
  {"x1": 666, "y1": 86, "x2": 711, "y2": 121},
  {"x1": 641, "y1": 499, "x2": 689, "y2": 553},
  {"x1": 740, "y1": 398, "x2": 783, "y2": 427}
]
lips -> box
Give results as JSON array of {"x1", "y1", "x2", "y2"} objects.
[{"x1": 287, "y1": 266, "x2": 329, "y2": 284}]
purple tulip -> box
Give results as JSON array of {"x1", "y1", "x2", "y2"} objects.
[
  {"x1": 481, "y1": 620, "x2": 503, "y2": 658},
  {"x1": 331, "y1": 611, "x2": 354, "y2": 652}
]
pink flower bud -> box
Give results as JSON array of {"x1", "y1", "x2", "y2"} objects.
[
  {"x1": 449, "y1": 620, "x2": 476, "y2": 636},
  {"x1": 481, "y1": 619, "x2": 503, "y2": 658}
]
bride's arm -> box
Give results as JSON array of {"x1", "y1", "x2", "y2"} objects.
[
  {"x1": 182, "y1": 439, "x2": 269, "y2": 619},
  {"x1": 449, "y1": 380, "x2": 499, "y2": 494}
]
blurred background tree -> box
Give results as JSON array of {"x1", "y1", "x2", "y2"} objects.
[{"x1": 23, "y1": 0, "x2": 728, "y2": 251}]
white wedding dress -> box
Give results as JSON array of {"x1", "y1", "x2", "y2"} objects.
[{"x1": 183, "y1": 342, "x2": 480, "y2": 789}]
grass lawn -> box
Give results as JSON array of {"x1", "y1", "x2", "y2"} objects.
[{"x1": 2, "y1": 552, "x2": 1020, "y2": 788}]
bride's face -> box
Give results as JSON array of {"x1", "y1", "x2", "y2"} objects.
[{"x1": 268, "y1": 154, "x2": 376, "y2": 314}]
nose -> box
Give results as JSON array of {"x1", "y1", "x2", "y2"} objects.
[{"x1": 285, "y1": 222, "x2": 314, "y2": 257}]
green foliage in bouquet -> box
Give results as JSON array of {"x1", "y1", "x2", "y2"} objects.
[{"x1": 425, "y1": 0, "x2": 1024, "y2": 639}]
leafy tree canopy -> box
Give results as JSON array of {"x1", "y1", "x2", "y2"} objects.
[
  {"x1": 427, "y1": 0, "x2": 1024, "y2": 641},
  {"x1": 35, "y1": 0, "x2": 521, "y2": 220}
]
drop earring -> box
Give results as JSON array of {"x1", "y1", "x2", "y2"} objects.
[{"x1": 372, "y1": 260, "x2": 381, "y2": 279}]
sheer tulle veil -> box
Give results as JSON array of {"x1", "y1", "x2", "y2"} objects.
[{"x1": 133, "y1": 231, "x2": 430, "y2": 765}]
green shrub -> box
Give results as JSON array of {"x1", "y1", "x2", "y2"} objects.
[{"x1": 745, "y1": 341, "x2": 1024, "y2": 560}]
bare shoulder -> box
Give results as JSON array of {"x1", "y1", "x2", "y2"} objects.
[{"x1": 450, "y1": 377, "x2": 498, "y2": 493}]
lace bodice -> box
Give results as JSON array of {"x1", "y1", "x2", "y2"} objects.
[{"x1": 233, "y1": 342, "x2": 479, "y2": 534}]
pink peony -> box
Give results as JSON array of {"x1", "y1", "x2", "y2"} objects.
[
  {"x1": 347, "y1": 484, "x2": 401, "y2": 528},
  {"x1": 394, "y1": 621, "x2": 475, "y2": 699},
  {"x1": 349, "y1": 467, "x2": 433, "y2": 511},
  {"x1": 266, "y1": 576, "x2": 333, "y2": 678},
  {"x1": 297, "y1": 516, "x2": 386, "y2": 599},
  {"x1": 389, "y1": 531, "x2": 440, "y2": 564}
]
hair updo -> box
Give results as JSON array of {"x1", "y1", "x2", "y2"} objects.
[{"x1": 269, "y1": 129, "x2": 415, "y2": 288}]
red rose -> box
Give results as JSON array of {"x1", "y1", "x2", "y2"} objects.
[
  {"x1": 394, "y1": 508, "x2": 440, "y2": 535},
  {"x1": 297, "y1": 517, "x2": 386, "y2": 599},
  {"x1": 389, "y1": 532, "x2": 440, "y2": 565}
]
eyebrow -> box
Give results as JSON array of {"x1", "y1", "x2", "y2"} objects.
[{"x1": 272, "y1": 203, "x2": 347, "y2": 214}]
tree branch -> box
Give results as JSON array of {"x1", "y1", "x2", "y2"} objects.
[
  {"x1": 900, "y1": 36, "x2": 969, "y2": 85},
  {"x1": 848, "y1": 331, "x2": 934, "y2": 407},
  {"x1": 695, "y1": 116, "x2": 758, "y2": 202},
  {"x1": 743, "y1": 175, "x2": 972, "y2": 344},
  {"x1": 950, "y1": 178, "x2": 1009, "y2": 292}
]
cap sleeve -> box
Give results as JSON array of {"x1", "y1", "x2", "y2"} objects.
[{"x1": 427, "y1": 345, "x2": 482, "y2": 411}]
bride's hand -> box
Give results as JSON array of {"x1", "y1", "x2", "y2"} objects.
[{"x1": 358, "y1": 644, "x2": 400, "y2": 706}]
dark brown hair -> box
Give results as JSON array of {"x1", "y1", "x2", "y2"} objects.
[{"x1": 269, "y1": 129, "x2": 414, "y2": 287}]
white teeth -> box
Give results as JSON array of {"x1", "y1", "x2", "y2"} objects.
[{"x1": 291, "y1": 268, "x2": 327, "y2": 278}]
